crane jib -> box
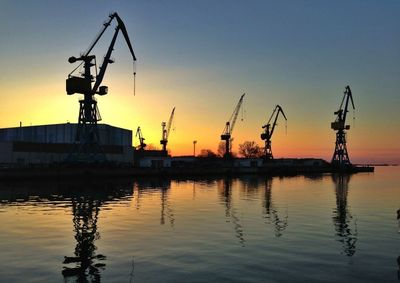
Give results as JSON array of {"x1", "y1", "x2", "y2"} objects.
[{"x1": 66, "y1": 12, "x2": 136, "y2": 96}]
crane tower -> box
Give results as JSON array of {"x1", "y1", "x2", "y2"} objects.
[
  {"x1": 261, "y1": 105, "x2": 287, "y2": 160},
  {"x1": 66, "y1": 13, "x2": 136, "y2": 162},
  {"x1": 135, "y1": 127, "x2": 146, "y2": 150},
  {"x1": 160, "y1": 107, "x2": 175, "y2": 152},
  {"x1": 221, "y1": 93, "x2": 245, "y2": 158},
  {"x1": 331, "y1": 86, "x2": 355, "y2": 167}
]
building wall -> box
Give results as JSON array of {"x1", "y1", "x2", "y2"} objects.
[
  {"x1": 0, "y1": 123, "x2": 132, "y2": 146},
  {"x1": 0, "y1": 124, "x2": 134, "y2": 166},
  {"x1": 0, "y1": 141, "x2": 134, "y2": 166},
  {"x1": 139, "y1": 157, "x2": 171, "y2": 168},
  {"x1": 234, "y1": 158, "x2": 263, "y2": 167}
]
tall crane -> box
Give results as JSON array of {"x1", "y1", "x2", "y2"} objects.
[
  {"x1": 160, "y1": 107, "x2": 175, "y2": 152},
  {"x1": 135, "y1": 127, "x2": 146, "y2": 150},
  {"x1": 66, "y1": 12, "x2": 136, "y2": 162},
  {"x1": 331, "y1": 85, "x2": 355, "y2": 167},
  {"x1": 261, "y1": 105, "x2": 287, "y2": 160},
  {"x1": 221, "y1": 93, "x2": 245, "y2": 158}
]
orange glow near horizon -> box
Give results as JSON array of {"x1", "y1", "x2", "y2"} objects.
[{"x1": 0, "y1": 74, "x2": 398, "y2": 164}]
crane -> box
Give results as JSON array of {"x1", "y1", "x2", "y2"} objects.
[
  {"x1": 331, "y1": 85, "x2": 355, "y2": 167},
  {"x1": 160, "y1": 107, "x2": 175, "y2": 152},
  {"x1": 261, "y1": 105, "x2": 287, "y2": 160},
  {"x1": 220, "y1": 93, "x2": 245, "y2": 158},
  {"x1": 66, "y1": 12, "x2": 136, "y2": 162},
  {"x1": 135, "y1": 127, "x2": 146, "y2": 151}
]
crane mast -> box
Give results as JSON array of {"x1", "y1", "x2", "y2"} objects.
[
  {"x1": 221, "y1": 93, "x2": 245, "y2": 158},
  {"x1": 135, "y1": 127, "x2": 146, "y2": 150},
  {"x1": 160, "y1": 107, "x2": 175, "y2": 152},
  {"x1": 331, "y1": 85, "x2": 355, "y2": 167},
  {"x1": 66, "y1": 12, "x2": 136, "y2": 162},
  {"x1": 261, "y1": 105, "x2": 287, "y2": 160}
]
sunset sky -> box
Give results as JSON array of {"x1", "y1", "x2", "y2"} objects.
[{"x1": 0, "y1": 1, "x2": 399, "y2": 163}]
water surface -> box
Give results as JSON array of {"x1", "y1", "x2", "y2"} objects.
[{"x1": 0, "y1": 167, "x2": 399, "y2": 282}]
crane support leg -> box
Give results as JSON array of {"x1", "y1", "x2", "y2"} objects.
[
  {"x1": 331, "y1": 130, "x2": 351, "y2": 167},
  {"x1": 224, "y1": 139, "x2": 231, "y2": 158},
  {"x1": 264, "y1": 140, "x2": 273, "y2": 160},
  {"x1": 67, "y1": 98, "x2": 106, "y2": 162}
]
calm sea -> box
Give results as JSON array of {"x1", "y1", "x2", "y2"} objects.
[{"x1": 0, "y1": 167, "x2": 399, "y2": 282}]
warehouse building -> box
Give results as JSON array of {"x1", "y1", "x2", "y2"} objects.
[{"x1": 0, "y1": 123, "x2": 134, "y2": 166}]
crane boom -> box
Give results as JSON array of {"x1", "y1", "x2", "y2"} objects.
[
  {"x1": 261, "y1": 105, "x2": 287, "y2": 160},
  {"x1": 67, "y1": 12, "x2": 136, "y2": 96},
  {"x1": 265, "y1": 105, "x2": 287, "y2": 138},
  {"x1": 331, "y1": 86, "x2": 355, "y2": 131},
  {"x1": 166, "y1": 107, "x2": 175, "y2": 140},
  {"x1": 342, "y1": 85, "x2": 355, "y2": 125},
  {"x1": 221, "y1": 93, "x2": 245, "y2": 136}
]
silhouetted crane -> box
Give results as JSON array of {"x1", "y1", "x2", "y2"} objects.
[
  {"x1": 135, "y1": 127, "x2": 146, "y2": 150},
  {"x1": 331, "y1": 86, "x2": 355, "y2": 167},
  {"x1": 160, "y1": 107, "x2": 175, "y2": 152},
  {"x1": 66, "y1": 12, "x2": 136, "y2": 162},
  {"x1": 261, "y1": 105, "x2": 287, "y2": 160},
  {"x1": 221, "y1": 93, "x2": 245, "y2": 158}
]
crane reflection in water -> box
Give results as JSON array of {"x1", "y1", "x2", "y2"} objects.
[
  {"x1": 61, "y1": 180, "x2": 134, "y2": 282},
  {"x1": 134, "y1": 178, "x2": 174, "y2": 227},
  {"x1": 263, "y1": 177, "x2": 288, "y2": 237},
  {"x1": 0, "y1": 179, "x2": 133, "y2": 282},
  {"x1": 218, "y1": 177, "x2": 245, "y2": 246},
  {"x1": 332, "y1": 174, "x2": 358, "y2": 257}
]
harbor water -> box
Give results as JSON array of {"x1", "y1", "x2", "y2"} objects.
[{"x1": 0, "y1": 167, "x2": 399, "y2": 282}]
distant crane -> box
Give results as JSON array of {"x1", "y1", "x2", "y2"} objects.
[
  {"x1": 135, "y1": 127, "x2": 146, "y2": 150},
  {"x1": 220, "y1": 93, "x2": 245, "y2": 158},
  {"x1": 331, "y1": 85, "x2": 355, "y2": 167},
  {"x1": 261, "y1": 105, "x2": 287, "y2": 160},
  {"x1": 160, "y1": 107, "x2": 175, "y2": 152},
  {"x1": 66, "y1": 12, "x2": 136, "y2": 162}
]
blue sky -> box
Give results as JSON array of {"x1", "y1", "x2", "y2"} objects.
[{"x1": 0, "y1": 1, "x2": 399, "y2": 162}]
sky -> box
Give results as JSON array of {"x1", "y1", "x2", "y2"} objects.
[{"x1": 0, "y1": 0, "x2": 399, "y2": 163}]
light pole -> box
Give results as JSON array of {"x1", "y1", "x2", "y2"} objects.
[{"x1": 193, "y1": 140, "x2": 197, "y2": 156}]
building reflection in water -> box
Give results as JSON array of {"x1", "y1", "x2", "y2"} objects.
[
  {"x1": 0, "y1": 179, "x2": 134, "y2": 283},
  {"x1": 218, "y1": 177, "x2": 245, "y2": 246},
  {"x1": 332, "y1": 174, "x2": 357, "y2": 257},
  {"x1": 263, "y1": 177, "x2": 288, "y2": 237},
  {"x1": 134, "y1": 178, "x2": 174, "y2": 227}
]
